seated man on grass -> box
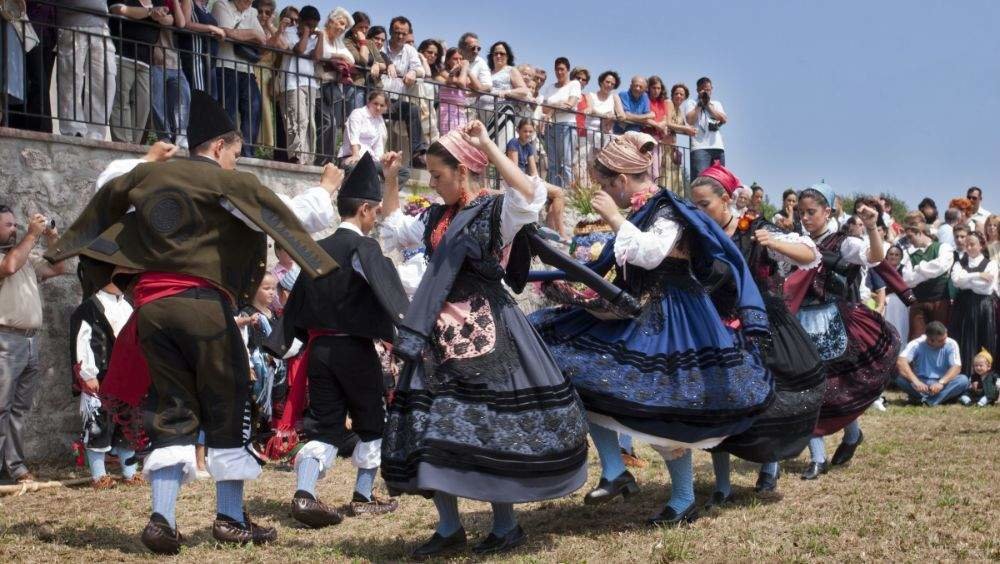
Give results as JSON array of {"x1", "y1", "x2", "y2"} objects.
[{"x1": 894, "y1": 321, "x2": 970, "y2": 406}]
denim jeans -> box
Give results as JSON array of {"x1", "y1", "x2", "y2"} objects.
[
  {"x1": 544, "y1": 122, "x2": 575, "y2": 187},
  {"x1": 215, "y1": 67, "x2": 261, "y2": 157},
  {"x1": 894, "y1": 374, "x2": 970, "y2": 406},
  {"x1": 690, "y1": 148, "x2": 725, "y2": 179},
  {"x1": 343, "y1": 84, "x2": 367, "y2": 117},
  {"x1": 151, "y1": 66, "x2": 191, "y2": 146},
  {"x1": 0, "y1": 332, "x2": 41, "y2": 480},
  {"x1": 314, "y1": 81, "x2": 345, "y2": 166}
]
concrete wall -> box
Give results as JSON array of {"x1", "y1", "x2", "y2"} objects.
[{"x1": 0, "y1": 128, "x2": 549, "y2": 462}]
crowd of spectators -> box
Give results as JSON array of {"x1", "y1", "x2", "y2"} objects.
[{"x1": 1, "y1": 0, "x2": 729, "y2": 192}]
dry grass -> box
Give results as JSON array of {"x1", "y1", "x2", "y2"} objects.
[{"x1": 2, "y1": 392, "x2": 999, "y2": 563}]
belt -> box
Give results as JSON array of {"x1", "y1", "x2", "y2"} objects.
[
  {"x1": 175, "y1": 286, "x2": 225, "y2": 301},
  {"x1": 0, "y1": 325, "x2": 39, "y2": 337}
]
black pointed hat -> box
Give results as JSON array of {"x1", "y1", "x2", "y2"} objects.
[
  {"x1": 187, "y1": 90, "x2": 238, "y2": 150},
  {"x1": 338, "y1": 152, "x2": 382, "y2": 202}
]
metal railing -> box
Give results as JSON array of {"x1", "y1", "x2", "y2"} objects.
[{"x1": 1, "y1": 2, "x2": 691, "y2": 195}]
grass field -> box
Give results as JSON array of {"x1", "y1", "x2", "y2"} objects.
[{"x1": 2, "y1": 392, "x2": 999, "y2": 563}]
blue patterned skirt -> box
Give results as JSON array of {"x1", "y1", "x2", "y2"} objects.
[{"x1": 532, "y1": 285, "x2": 773, "y2": 450}]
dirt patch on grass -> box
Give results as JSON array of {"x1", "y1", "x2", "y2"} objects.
[{"x1": 2, "y1": 393, "x2": 999, "y2": 562}]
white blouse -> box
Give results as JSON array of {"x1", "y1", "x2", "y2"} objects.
[
  {"x1": 75, "y1": 290, "x2": 134, "y2": 382},
  {"x1": 813, "y1": 231, "x2": 879, "y2": 267},
  {"x1": 951, "y1": 254, "x2": 997, "y2": 296},
  {"x1": 766, "y1": 230, "x2": 822, "y2": 270},
  {"x1": 338, "y1": 107, "x2": 388, "y2": 159},
  {"x1": 613, "y1": 218, "x2": 682, "y2": 270}
]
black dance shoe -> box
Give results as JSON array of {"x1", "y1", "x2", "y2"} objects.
[
  {"x1": 754, "y1": 470, "x2": 779, "y2": 493},
  {"x1": 410, "y1": 528, "x2": 467, "y2": 561},
  {"x1": 583, "y1": 470, "x2": 640, "y2": 505},
  {"x1": 800, "y1": 461, "x2": 828, "y2": 480},
  {"x1": 831, "y1": 431, "x2": 864, "y2": 466},
  {"x1": 648, "y1": 502, "x2": 698, "y2": 526},
  {"x1": 703, "y1": 490, "x2": 734, "y2": 511},
  {"x1": 472, "y1": 525, "x2": 527, "y2": 555}
]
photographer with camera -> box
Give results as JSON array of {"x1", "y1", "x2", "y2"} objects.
[
  {"x1": 685, "y1": 76, "x2": 728, "y2": 178},
  {"x1": 0, "y1": 206, "x2": 69, "y2": 484}
]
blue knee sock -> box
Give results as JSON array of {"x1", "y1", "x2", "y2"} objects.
[
  {"x1": 432, "y1": 491, "x2": 462, "y2": 536},
  {"x1": 664, "y1": 450, "x2": 695, "y2": 513},
  {"x1": 710, "y1": 451, "x2": 732, "y2": 496},
  {"x1": 808, "y1": 437, "x2": 826, "y2": 463},
  {"x1": 619, "y1": 433, "x2": 634, "y2": 455},
  {"x1": 842, "y1": 420, "x2": 861, "y2": 445},
  {"x1": 150, "y1": 464, "x2": 184, "y2": 528},
  {"x1": 589, "y1": 423, "x2": 627, "y2": 480},
  {"x1": 114, "y1": 447, "x2": 138, "y2": 479},
  {"x1": 86, "y1": 449, "x2": 106, "y2": 480},
  {"x1": 760, "y1": 461, "x2": 780, "y2": 477},
  {"x1": 354, "y1": 467, "x2": 377, "y2": 500},
  {"x1": 216, "y1": 480, "x2": 245, "y2": 524},
  {"x1": 490, "y1": 502, "x2": 517, "y2": 536},
  {"x1": 295, "y1": 457, "x2": 321, "y2": 497}
]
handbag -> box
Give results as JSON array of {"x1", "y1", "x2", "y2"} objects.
[{"x1": 232, "y1": 13, "x2": 261, "y2": 64}]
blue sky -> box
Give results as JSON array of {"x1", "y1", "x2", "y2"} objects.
[{"x1": 303, "y1": 0, "x2": 1000, "y2": 211}]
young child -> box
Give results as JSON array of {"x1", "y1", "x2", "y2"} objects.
[
  {"x1": 505, "y1": 119, "x2": 538, "y2": 176},
  {"x1": 70, "y1": 282, "x2": 142, "y2": 489},
  {"x1": 960, "y1": 350, "x2": 999, "y2": 407},
  {"x1": 237, "y1": 273, "x2": 283, "y2": 441}
]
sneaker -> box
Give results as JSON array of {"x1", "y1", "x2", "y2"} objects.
[
  {"x1": 959, "y1": 395, "x2": 972, "y2": 406},
  {"x1": 977, "y1": 396, "x2": 989, "y2": 407},
  {"x1": 872, "y1": 397, "x2": 887, "y2": 412}
]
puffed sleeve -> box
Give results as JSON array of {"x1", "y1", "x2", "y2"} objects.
[
  {"x1": 95, "y1": 158, "x2": 145, "y2": 191},
  {"x1": 75, "y1": 320, "x2": 98, "y2": 382},
  {"x1": 499, "y1": 176, "x2": 548, "y2": 246},
  {"x1": 613, "y1": 217, "x2": 683, "y2": 270},
  {"x1": 380, "y1": 209, "x2": 428, "y2": 252},
  {"x1": 902, "y1": 244, "x2": 955, "y2": 286},
  {"x1": 839, "y1": 236, "x2": 878, "y2": 266},
  {"x1": 765, "y1": 229, "x2": 822, "y2": 270}
]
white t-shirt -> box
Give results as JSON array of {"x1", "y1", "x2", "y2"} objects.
[
  {"x1": 542, "y1": 80, "x2": 582, "y2": 124},
  {"x1": 683, "y1": 99, "x2": 726, "y2": 151},
  {"x1": 280, "y1": 28, "x2": 318, "y2": 92},
  {"x1": 469, "y1": 56, "x2": 493, "y2": 107},
  {"x1": 212, "y1": 0, "x2": 264, "y2": 73},
  {"x1": 339, "y1": 107, "x2": 388, "y2": 159}
]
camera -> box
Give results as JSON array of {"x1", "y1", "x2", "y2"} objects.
[
  {"x1": 708, "y1": 120, "x2": 722, "y2": 132},
  {"x1": 698, "y1": 91, "x2": 710, "y2": 106},
  {"x1": 48, "y1": 219, "x2": 56, "y2": 230}
]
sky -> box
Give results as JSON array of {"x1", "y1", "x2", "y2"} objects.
[{"x1": 300, "y1": 0, "x2": 1000, "y2": 211}]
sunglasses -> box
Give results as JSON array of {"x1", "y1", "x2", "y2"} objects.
[
  {"x1": 469, "y1": 45, "x2": 481, "y2": 52},
  {"x1": 492, "y1": 51, "x2": 507, "y2": 57}
]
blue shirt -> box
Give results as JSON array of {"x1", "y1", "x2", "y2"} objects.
[
  {"x1": 615, "y1": 90, "x2": 651, "y2": 133},
  {"x1": 901, "y1": 336, "x2": 962, "y2": 381},
  {"x1": 506, "y1": 138, "x2": 535, "y2": 173}
]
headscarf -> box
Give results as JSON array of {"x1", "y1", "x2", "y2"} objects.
[
  {"x1": 698, "y1": 160, "x2": 741, "y2": 195},
  {"x1": 804, "y1": 182, "x2": 836, "y2": 208},
  {"x1": 437, "y1": 129, "x2": 487, "y2": 175},
  {"x1": 596, "y1": 131, "x2": 657, "y2": 174}
]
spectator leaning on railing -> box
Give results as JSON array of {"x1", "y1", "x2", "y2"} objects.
[
  {"x1": 179, "y1": 0, "x2": 224, "y2": 97},
  {"x1": 685, "y1": 76, "x2": 727, "y2": 178},
  {"x1": 0, "y1": 206, "x2": 69, "y2": 485},
  {"x1": 381, "y1": 16, "x2": 427, "y2": 168},
  {"x1": 313, "y1": 7, "x2": 354, "y2": 166},
  {"x1": 436, "y1": 47, "x2": 469, "y2": 136},
  {"x1": 108, "y1": 0, "x2": 166, "y2": 144},
  {"x1": 342, "y1": 12, "x2": 385, "y2": 116},
  {"x1": 614, "y1": 75, "x2": 652, "y2": 134},
  {"x1": 213, "y1": 0, "x2": 265, "y2": 157},
  {"x1": 56, "y1": 1, "x2": 116, "y2": 141},
  {"x1": 274, "y1": 4, "x2": 320, "y2": 165},
  {"x1": 541, "y1": 56, "x2": 580, "y2": 187}
]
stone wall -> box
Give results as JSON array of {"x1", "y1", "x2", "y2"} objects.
[{"x1": 0, "y1": 128, "x2": 551, "y2": 462}]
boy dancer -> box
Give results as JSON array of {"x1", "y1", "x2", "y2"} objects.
[{"x1": 281, "y1": 152, "x2": 408, "y2": 527}]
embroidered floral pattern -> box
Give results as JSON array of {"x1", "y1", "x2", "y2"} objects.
[{"x1": 433, "y1": 295, "x2": 497, "y2": 362}]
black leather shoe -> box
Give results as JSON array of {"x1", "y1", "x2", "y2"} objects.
[
  {"x1": 583, "y1": 470, "x2": 640, "y2": 505},
  {"x1": 410, "y1": 528, "x2": 467, "y2": 561},
  {"x1": 212, "y1": 513, "x2": 277, "y2": 545},
  {"x1": 291, "y1": 491, "x2": 344, "y2": 528},
  {"x1": 800, "y1": 461, "x2": 828, "y2": 480},
  {"x1": 472, "y1": 525, "x2": 527, "y2": 555},
  {"x1": 831, "y1": 431, "x2": 864, "y2": 466},
  {"x1": 754, "y1": 470, "x2": 779, "y2": 493},
  {"x1": 140, "y1": 513, "x2": 183, "y2": 555},
  {"x1": 648, "y1": 502, "x2": 698, "y2": 526},
  {"x1": 703, "y1": 490, "x2": 734, "y2": 511}
]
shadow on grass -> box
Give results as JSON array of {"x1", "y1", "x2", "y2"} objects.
[{"x1": 3, "y1": 520, "x2": 145, "y2": 554}]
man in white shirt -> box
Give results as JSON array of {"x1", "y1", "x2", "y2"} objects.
[
  {"x1": 540, "y1": 57, "x2": 581, "y2": 187},
  {"x1": 275, "y1": 6, "x2": 320, "y2": 164},
  {"x1": 900, "y1": 213, "x2": 954, "y2": 340},
  {"x1": 212, "y1": 0, "x2": 266, "y2": 157},
  {"x1": 684, "y1": 77, "x2": 727, "y2": 179},
  {"x1": 381, "y1": 16, "x2": 426, "y2": 168},
  {"x1": 458, "y1": 32, "x2": 493, "y2": 110},
  {"x1": 967, "y1": 186, "x2": 991, "y2": 230}
]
